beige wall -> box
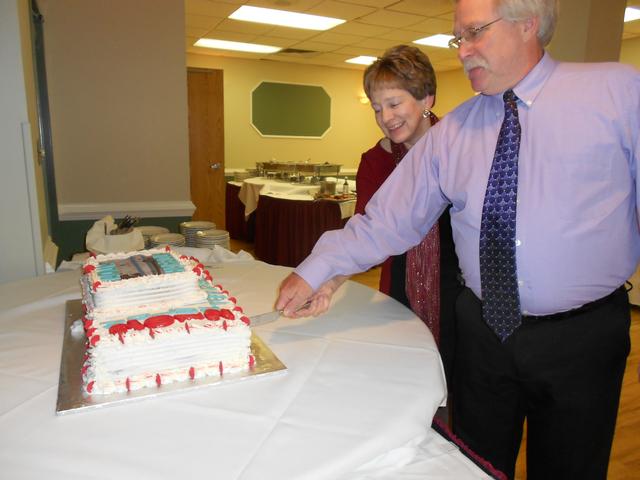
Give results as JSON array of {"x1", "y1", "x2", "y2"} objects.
[
  {"x1": 36, "y1": 0, "x2": 640, "y2": 192},
  {"x1": 189, "y1": 31, "x2": 640, "y2": 173},
  {"x1": 621, "y1": 36, "x2": 640, "y2": 68},
  {"x1": 433, "y1": 68, "x2": 476, "y2": 116},
  {"x1": 39, "y1": 0, "x2": 189, "y2": 204},
  {"x1": 187, "y1": 54, "x2": 382, "y2": 171},
  {"x1": 186, "y1": 53, "x2": 476, "y2": 171}
]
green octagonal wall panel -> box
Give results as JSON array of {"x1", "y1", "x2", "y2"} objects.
[{"x1": 251, "y1": 81, "x2": 331, "y2": 138}]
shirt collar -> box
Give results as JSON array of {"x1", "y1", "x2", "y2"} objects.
[
  {"x1": 512, "y1": 51, "x2": 556, "y2": 108},
  {"x1": 488, "y1": 51, "x2": 557, "y2": 108}
]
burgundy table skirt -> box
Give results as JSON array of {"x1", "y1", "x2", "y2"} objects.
[
  {"x1": 225, "y1": 183, "x2": 255, "y2": 242},
  {"x1": 254, "y1": 194, "x2": 348, "y2": 267}
]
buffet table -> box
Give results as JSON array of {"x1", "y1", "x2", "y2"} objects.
[
  {"x1": 0, "y1": 258, "x2": 491, "y2": 479},
  {"x1": 227, "y1": 179, "x2": 356, "y2": 267},
  {"x1": 226, "y1": 182, "x2": 255, "y2": 241}
]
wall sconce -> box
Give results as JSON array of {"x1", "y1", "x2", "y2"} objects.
[{"x1": 358, "y1": 94, "x2": 369, "y2": 105}]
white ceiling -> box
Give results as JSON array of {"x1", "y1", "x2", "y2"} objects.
[{"x1": 185, "y1": 0, "x2": 640, "y2": 72}]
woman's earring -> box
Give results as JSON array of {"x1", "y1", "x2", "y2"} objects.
[{"x1": 422, "y1": 108, "x2": 431, "y2": 119}]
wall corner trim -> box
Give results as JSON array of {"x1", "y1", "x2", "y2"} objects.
[{"x1": 58, "y1": 201, "x2": 196, "y2": 221}]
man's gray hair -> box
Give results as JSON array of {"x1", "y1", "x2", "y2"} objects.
[
  {"x1": 497, "y1": 0, "x2": 559, "y2": 46},
  {"x1": 456, "y1": 0, "x2": 559, "y2": 46}
]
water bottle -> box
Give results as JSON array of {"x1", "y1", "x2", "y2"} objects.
[{"x1": 342, "y1": 177, "x2": 349, "y2": 195}]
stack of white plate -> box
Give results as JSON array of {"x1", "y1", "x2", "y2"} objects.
[
  {"x1": 195, "y1": 229, "x2": 230, "y2": 250},
  {"x1": 149, "y1": 233, "x2": 186, "y2": 248},
  {"x1": 180, "y1": 221, "x2": 217, "y2": 247},
  {"x1": 134, "y1": 226, "x2": 170, "y2": 248}
]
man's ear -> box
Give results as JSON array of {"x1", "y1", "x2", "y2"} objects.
[{"x1": 522, "y1": 16, "x2": 539, "y2": 41}]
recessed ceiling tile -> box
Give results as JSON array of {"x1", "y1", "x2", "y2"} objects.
[
  {"x1": 409, "y1": 17, "x2": 453, "y2": 35},
  {"x1": 387, "y1": 0, "x2": 454, "y2": 17},
  {"x1": 312, "y1": 30, "x2": 367, "y2": 44},
  {"x1": 353, "y1": 36, "x2": 400, "y2": 50},
  {"x1": 359, "y1": 9, "x2": 427, "y2": 28},
  {"x1": 186, "y1": 13, "x2": 223, "y2": 29},
  {"x1": 199, "y1": 30, "x2": 257, "y2": 42},
  {"x1": 331, "y1": 21, "x2": 391, "y2": 37},
  {"x1": 186, "y1": 26, "x2": 213, "y2": 38},
  {"x1": 412, "y1": 44, "x2": 456, "y2": 61},
  {"x1": 341, "y1": 62, "x2": 369, "y2": 71},
  {"x1": 214, "y1": 18, "x2": 274, "y2": 34},
  {"x1": 185, "y1": 0, "x2": 239, "y2": 17},
  {"x1": 263, "y1": 26, "x2": 319, "y2": 39},
  {"x1": 186, "y1": 36, "x2": 200, "y2": 49},
  {"x1": 250, "y1": 35, "x2": 299, "y2": 47},
  {"x1": 307, "y1": 0, "x2": 376, "y2": 19},
  {"x1": 289, "y1": 40, "x2": 342, "y2": 51},
  {"x1": 330, "y1": 0, "x2": 397, "y2": 7},
  {"x1": 334, "y1": 45, "x2": 383, "y2": 57},
  {"x1": 245, "y1": 0, "x2": 325, "y2": 12},
  {"x1": 377, "y1": 28, "x2": 428, "y2": 42},
  {"x1": 305, "y1": 51, "x2": 352, "y2": 64}
]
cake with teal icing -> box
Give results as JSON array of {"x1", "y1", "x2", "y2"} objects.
[{"x1": 79, "y1": 248, "x2": 254, "y2": 395}]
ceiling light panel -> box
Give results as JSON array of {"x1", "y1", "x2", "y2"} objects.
[
  {"x1": 413, "y1": 34, "x2": 454, "y2": 49},
  {"x1": 345, "y1": 55, "x2": 378, "y2": 65},
  {"x1": 194, "y1": 38, "x2": 282, "y2": 53},
  {"x1": 625, "y1": 7, "x2": 640, "y2": 22},
  {"x1": 229, "y1": 6, "x2": 346, "y2": 31}
]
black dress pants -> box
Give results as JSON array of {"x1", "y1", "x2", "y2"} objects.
[{"x1": 452, "y1": 287, "x2": 630, "y2": 480}]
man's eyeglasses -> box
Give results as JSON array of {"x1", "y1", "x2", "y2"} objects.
[{"x1": 448, "y1": 18, "x2": 503, "y2": 49}]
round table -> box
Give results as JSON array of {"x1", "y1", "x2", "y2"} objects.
[{"x1": 0, "y1": 257, "x2": 489, "y2": 479}]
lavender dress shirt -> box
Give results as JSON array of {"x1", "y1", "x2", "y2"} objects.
[{"x1": 296, "y1": 53, "x2": 640, "y2": 316}]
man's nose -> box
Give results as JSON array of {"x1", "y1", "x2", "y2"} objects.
[{"x1": 457, "y1": 40, "x2": 473, "y2": 62}]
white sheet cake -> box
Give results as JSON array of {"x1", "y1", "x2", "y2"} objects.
[{"x1": 79, "y1": 248, "x2": 254, "y2": 395}]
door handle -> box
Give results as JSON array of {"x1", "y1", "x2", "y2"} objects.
[{"x1": 209, "y1": 163, "x2": 221, "y2": 170}]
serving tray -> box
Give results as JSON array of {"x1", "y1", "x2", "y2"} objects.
[{"x1": 56, "y1": 300, "x2": 287, "y2": 415}]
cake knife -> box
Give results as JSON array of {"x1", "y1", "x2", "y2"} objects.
[{"x1": 250, "y1": 300, "x2": 312, "y2": 326}]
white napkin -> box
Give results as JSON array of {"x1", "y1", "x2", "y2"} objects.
[
  {"x1": 173, "y1": 245, "x2": 254, "y2": 266},
  {"x1": 85, "y1": 215, "x2": 144, "y2": 254}
]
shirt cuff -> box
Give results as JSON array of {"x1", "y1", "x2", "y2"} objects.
[{"x1": 294, "y1": 256, "x2": 336, "y2": 292}]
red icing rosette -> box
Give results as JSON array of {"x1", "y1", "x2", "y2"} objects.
[
  {"x1": 144, "y1": 315, "x2": 175, "y2": 329},
  {"x1": 204, "y1": 309, "x2": 221, "y2": 321}
]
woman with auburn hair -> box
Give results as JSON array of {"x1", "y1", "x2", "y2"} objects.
[
  {"x1": 292, "y1": 45, "x2": 462, "y2": 390},
  {"x1": 357, "y1": 45, "x2": 461, "y2": 387}
]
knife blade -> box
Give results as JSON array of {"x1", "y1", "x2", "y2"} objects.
[
  {"x1": 250, "y1": 310, "x2": 282, "y2": 326},
  {"x1": 249, "y1": 300, "x2": 312, "y2": 326}
]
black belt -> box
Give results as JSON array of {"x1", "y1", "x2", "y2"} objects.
[{"x1": 521, "y1": 286, "x2": 626, "y2": 322}]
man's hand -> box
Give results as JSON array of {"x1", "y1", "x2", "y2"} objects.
[
  {"x1": 276, "y1": 273, "x2": 349, "y2": 318},
  {"x1": 275, "y1": 273, "x2": 314, "y2": 317}
]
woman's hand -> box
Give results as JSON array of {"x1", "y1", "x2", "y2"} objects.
[{"x1": 292, "y1": 275, "x2": 349, "y2": 318}]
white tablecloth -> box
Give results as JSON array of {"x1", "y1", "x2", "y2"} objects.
[
  {"x1": 0, "y1": 259, "x2": 490, "y2": 479},
  {"x1": 236, "y1": 177, "x2": 356, "y2": 219}
]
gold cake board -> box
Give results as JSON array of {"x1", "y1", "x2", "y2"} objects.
[{"x1": 56, "y1": 299, "x2": 287, "y2": 415}]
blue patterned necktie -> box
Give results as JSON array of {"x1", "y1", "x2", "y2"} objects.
[{"x1": 479, "y1": 89, "x2": 521, "y2": 341}]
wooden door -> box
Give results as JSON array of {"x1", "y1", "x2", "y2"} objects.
[{"x1": 187, "y1": 68, "x2": 225, "y2": 227}]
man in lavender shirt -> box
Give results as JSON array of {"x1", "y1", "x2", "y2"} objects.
[{"x1": 276, "y1": 0, "x2": 639, "y2": 477}]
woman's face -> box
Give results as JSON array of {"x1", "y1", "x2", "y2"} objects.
[{"x1": 369, "y1": 87, "x2": 434, "y2": 147}]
